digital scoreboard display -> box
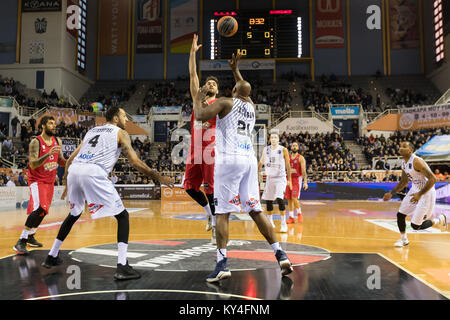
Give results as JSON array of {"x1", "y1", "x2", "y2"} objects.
[{"x1": 210, "y1": 10, "x2": 302, "y2": 60}]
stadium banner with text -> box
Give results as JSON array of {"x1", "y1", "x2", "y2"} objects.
[
  {"x1": 200, "y1": 59, "x2": 276, "y2": 71},
  {"x1": 389, "y1": 0, "x2": 419, "y2": 49},
  {"x1": 61, "y1": 138, "x2": 78, "y2": 159},
  {"x1": 0, "y1": 97, "x2": 13, "y2": 107},
  {"x1": 315, "y1": 0, "x2": 344, "y2": 48},
  {"x1": 273, "y1": 117, "x2": 334, "y2": 134},
  {"x1": 22, "y1": 0, "x2": 62, "y2": 12},
  {"x1": 398, "y1": 104, "x2": 450, "y2": 130},
  {"x1": 99, "y1": 0, "x2": 129, "y2": 56},
  {"x1": 170, "y1": 0, "x2": 198, "y2": 53},
  {"x1": 416, "y1": 135, "x2": 450, "y2": 157},
  {"x1": 0, "y1": 186, "x2": 66, "y2": 212},
  {"x1": 152, "y1": 106, "x2": 181, "y2": 114},
  {"x1": 115, "y1": 185, "x2": 160, "y2": 200},
  {"x1": 136, "y1": 0, "x2": 163, "y2": 53},
  {"x1": 133, "y1": 115, "x2": 148, "y2": 123},
  {"x1": 330, "y1": 106, "x2": 360, "y2": 117},
  {"x1": 161, "y1": 186, "x2": 205, "y2": 201}
]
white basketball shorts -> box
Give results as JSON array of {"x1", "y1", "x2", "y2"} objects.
[
  {"x1": 67, "y1": 163, "x2": 125, "y2": 219},
  {"x1": 398, "y1": 187, "x2": 436, "y2": 225},
  {"x1": 213, "y1": 154, "x2": 262, "y2": 214},
  {"x1": 262, "y1": 175, "x2": 287, "y2": 201}
]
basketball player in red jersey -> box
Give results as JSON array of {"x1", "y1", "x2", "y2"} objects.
[
  {"x1": 183, "y1": 34, "x2": 218, "y2": 243},
  {"x1": 284, "y1": 142, "x2": 308, "y2": 224},
  {"x1": 13, "y1": 116, "x2": 65, "y2": 255}
]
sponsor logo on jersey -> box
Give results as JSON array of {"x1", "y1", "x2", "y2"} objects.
[
  {"x1": 237, "y1": 140, "x2": 251, "y2": 151},
  {"x1": 246, "y1": 198, "x2": 259, "y2": 208},
  {"x1": 79, "y1": 151, "x2": 95, "y2": 160},
  {"x1": 88, "y1": 203, "x2": 104, "y2": 214},
  {"x1": 69, "y1": 202, "x2": 75, "y2": 210},
  {"x1": 229, "y1": 195, "x2": 241, "y2": 206}
]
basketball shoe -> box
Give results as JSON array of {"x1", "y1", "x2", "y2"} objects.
[
  {"x1": 297, "y1": 213, "x2": 303, "y2": 223},
  {"x1": 286, "y1": 217, "x2": 296, "y2": 224},
  {"x1": 13, "y1": 239, "x2": 29, "y2": 255},
  {"x1": 206, "y1": 258, "x2": 231, "y2": 283},
  {"x1": 394, "y1": 238, "x2": 409, "y2": 247},
  {"x1": 114, "y1": 261, "x2": 141, "y2": 281},
  {"x1": 42, "y1": 255, "x2": 64, "y2": 269},
  {"x1": 27, "y1": 234, "x2": 43, "y2": 247},
  {"x1": 275, "y1": 250, "x2": 293, "y2": 276}
]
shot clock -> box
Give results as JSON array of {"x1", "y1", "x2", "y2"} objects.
[{"x1": 210, "y1": 10, "x2": 302, "y2": 59}]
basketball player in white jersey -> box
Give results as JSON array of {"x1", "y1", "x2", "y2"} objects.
[
  {"x1": 41, "y1": 107, "x2": 174, "y2": 280},
  {"x1": 193, "y1": 53, "x2": 293, "y2": 282},
  {"x1": 258, "y1": 132, "x2": 292, "y2": 233},
  {"x1": 383, "y1": 141, "x2": 447, "y2": 247}
]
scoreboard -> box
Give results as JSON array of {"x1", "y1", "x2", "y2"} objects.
[{"x1": 210, "y1": 10, "x2": 302, "y2": 60}]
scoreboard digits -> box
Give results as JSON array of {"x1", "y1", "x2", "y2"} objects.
[{"x1": 212, "y1": 10, "x2": 301, "y2": 59}]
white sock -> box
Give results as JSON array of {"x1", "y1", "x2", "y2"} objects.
[
  {"x1": 118, "y1": 242, "x2": 128, "y2": 266},
  {"x1": 49, "y1": 239, "x2": 63, "y2": 257},
  {"x1": 432, "y1": 218, "x2": 439, "y2": 225},
  {"x1": 401, "y1": 233, "x2": 408, "y2": 241},
  {"x1": 20, "y1": 229, "x2": 29, "y2": 240},
  {"x1": 212, "y1": 214, "x2": 216, "y2": 227},
  {"x1": 204, "y1": 205, "x2": 212, "y2": 217},
  {"x1": 217, "y1": 249, "x2": 227, "y2": 263},
  {"x1": 29, "y1": 228, "x2": 36, "y2": 235},
  {"x1": 287, "y1": 211, "x2": 294, "y2": 218},
  {"x1": 271, "y1": 242, "x2": 282, "y2": 253},
  {"x1": 281, "y1": 213, "x2": 286, "y2": 224}
]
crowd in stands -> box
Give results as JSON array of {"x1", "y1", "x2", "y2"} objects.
[
  {"x1": 357, "y1": 127, "x2": 450, "y2": 165},
  {"x1": 385, "y1": 87, "x2": 432, "y2": 109}
]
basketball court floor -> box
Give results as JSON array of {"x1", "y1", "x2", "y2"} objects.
[{"x1": 0, "y1": 197, "x2": 449, "y2": 300}]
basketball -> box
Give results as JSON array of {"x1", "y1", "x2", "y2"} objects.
[{"x1": 217, "y1": 16, "x2": 238, "y2": 37}]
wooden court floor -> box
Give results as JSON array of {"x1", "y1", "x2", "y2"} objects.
[{"x1": 0, "y1": 199, "x2": 449, "y2": 299}]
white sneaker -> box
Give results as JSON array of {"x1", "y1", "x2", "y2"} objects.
[
  {"x1": 210, "y1": 227, "x2": 216, "y2": 245},
  {"x1": 280, "y1": 223, "x2": 288, "y2": 233},
  {"x1": 206, "y1": 215, "x2": 212, "y2": 231},
  {"x1": 394, "y1": 238, "x2": 409, "y2": 247},
  {"x1": 438, "y1": 214, "x2": 447, "y2": 228}
]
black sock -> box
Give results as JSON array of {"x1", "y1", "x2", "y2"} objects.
[{"x1": 186, "y1": 189, "x2": 208, "y2": 207}]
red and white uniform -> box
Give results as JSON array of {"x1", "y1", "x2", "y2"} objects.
[
  {"x1": 285, "y1": 154, "x2": 302, "y2": 200},
  {"x1": 27, "y1": 136, "x2": 60, "y2": 215},
  {"x1": 182, "y1": 98, "x2": 217, "y2": 194}
]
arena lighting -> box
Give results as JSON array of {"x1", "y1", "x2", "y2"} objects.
[
  {"x1": 210, "y1": 19, "x2": 215, "y2": 60},
  {"x1": 214, "y1": 11, "x2": 237, "y2": 16},
  {"x1": 297, "y1": 17, "x2": 302, "y2": 58},
  {"x1": 269, "y1": 10, "x2": 293, "y2": 14}
]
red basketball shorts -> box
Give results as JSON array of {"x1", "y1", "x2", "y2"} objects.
[
  {"x1": 284, "y1": 178, "x2": 301, "y2": 200},
  {"x1": 27, "y1": 181, "x2": 54, "y2": 215},
  {"x1": 183, "y1": 162, "x2": 215, "y2": 194}
]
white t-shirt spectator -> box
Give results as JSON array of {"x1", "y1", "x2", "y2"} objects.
[{"x1": 6, "y1": 180, "x2": 16, "y2": 187}]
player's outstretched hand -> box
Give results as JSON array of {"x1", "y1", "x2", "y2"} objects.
[
  {"x1": 382, "y1": 193, "x2": 392, "y2": 201},
  {"x1": 191, "y1": 34, "x2": 202, "y2": 53},
  {"x1": 159, "y1": 175, "x2": 175, "y2": 188},
  {"x1": 228, "y1": 53, "x2": 242, "y2": 70},
  {"x1": 303, "y1": 182, "x2": 309, "y2": 190},
  {"x1": 410, "y1": 193, "x2": 421, "y2": 204}
]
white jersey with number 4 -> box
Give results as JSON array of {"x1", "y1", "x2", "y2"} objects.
[{"x1": 73, "y1": 124, "x2": 122, "y2": 174}]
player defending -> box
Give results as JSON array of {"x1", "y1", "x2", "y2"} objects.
[
  {"x1": 383, "y1": 141, "x2": 447, "y2": 247},
  {"x1": 258, "y1": 132, "x2": 292, "y2": 233},
  {"x1": 14, "y1": 116, "x2": 66, "y2": 255},
  {"x1": 184, "y1": 34, "x2": 218, "y2": 243},
  {"x1": 193, "y1": 53, "x2": 293, "y2": 282},
  {"x1": 285, "y1": 142, "x2": 308, "y2": 224},
  {"x1": 41, "y1": 107, "x2": 174, "y2": 280}
]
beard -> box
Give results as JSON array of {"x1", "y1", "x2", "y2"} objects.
[
  {"x1": 206, "y1": 90, "x2": 215, "y2": 97},
  {"x1": 45, "y1": 129, "x2": 55, "y2": 136}
]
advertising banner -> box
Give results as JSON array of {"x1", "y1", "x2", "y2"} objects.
[
  {"x1": 115, "y1": 185, "x2": 160, "y2": 200},
  {"x1": 0, "y1": 97, "x2": 13, "y2": 107},
  {"x1": 200, "y1": 59, "x2": 275, "y2": 71},
  {"x1": 315, "y1": 0, "x2": 344, "y2": 48},
  {"x1": 170, "y1": 0, "x2": 198, "y2": 53},
  {"x1": 99, "y1": 0, "x2": 129, "y2": 56},
  {"x1": 22, "y1": 0, "x2": 61, "y2": 12},
  {"x1": 398, "y1": 104, "x2": 450, "y2": 130},
  {"x1": 389, "y1": 0, "x2": 419, "y2": 49},
  {"x1": 61, "y1": 138, "x2": 78, "y2": 159},
  {"x1": 330, "y1": 106, "x2": 360, "y2": 117},
  {"x1": 136, "y1": 0, "x2": 163, "y2": 53},
  {"x1": 152, "y1": 106, "x2": 181, "y2": 114},
  {"x1": 273, "y1": 117, "x2": 334, "y2": 134}
]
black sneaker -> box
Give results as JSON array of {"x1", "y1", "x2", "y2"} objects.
[
  {"x1": 13, "y1": 239, "x2": 29, "y2": 255},
  {"x1": 275, "y1": 250, "x2": 293, "y2": 276},
  {"x1": 27, "y1": 234, "x2": 43, "y2": 247},
  {"x1": 114, "y1": 262, "x2": 141, "y2": 281},
  {"x1": 41, "y1": 255, "x2": 64, "y2": 269}
]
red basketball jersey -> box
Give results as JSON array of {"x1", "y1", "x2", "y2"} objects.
[
  {"x1": 27, "y1": 135, "x2": 59, "y2": 184},
  {"x1": 290, "y1": 153, "x2": 302, "y2": 178},
  {"x1": 188, "y1": 98, "x2": 217, "y2": 162}
]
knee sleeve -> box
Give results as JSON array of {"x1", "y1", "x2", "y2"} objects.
[
  {"x1": 397, "y1": 212, "x2": 406, "y2": 233},
  {"x1": 25, "y1": 207, "x2": 46, "y2": 229},
  {"x1": 56, "y1": 213, "x2": 81, "y2": 241},
  {"x1": 186, "y1": 189, "x2": 208, "y2": 207},
  {"x1": 266, "y1": 200, "x2": 274, "y2": 212},
  {"x1": 276, "y1": 198, "x2": 286, "y2": 211},
  {"x1": 411, "y1": 220, "x2": 432, "y2": 230},
  {"x1": 410, "y1": 223, "x2": 420, "y2": 230},
  {"x1": 115, "y1": 210, "x2": 129, "y2": 244}
]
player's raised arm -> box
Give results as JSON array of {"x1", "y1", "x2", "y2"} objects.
[
  {"x1": 193, "y1": 86, "x2": 232, "y2": 121},
  {"x1": 383, "y1": 170, "x2": 409, "y2": 201},
  {"x1": 189, "y1": 34, "x2": 202, "y2": 99},
  {"x1": 229, "y1": 53, "x2": 244, "y2": 83},
  {"x1": 118, "y1": 129, "x2": 174, "y2": 188},
  {"x1": 29, "y1": 138, "x2": 60, "y2": 170}
]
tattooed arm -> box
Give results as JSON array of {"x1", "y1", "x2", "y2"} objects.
[
  {"x1": 118, "y1": 129, "x2": 174, "y2": 187},
  {"x1": 29, "y1": 138, "x2": 61, "y2": 170}
]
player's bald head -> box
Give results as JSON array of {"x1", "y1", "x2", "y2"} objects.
[{"x1": 232, "y1": 80, "x2": 252, "y2": 98}]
